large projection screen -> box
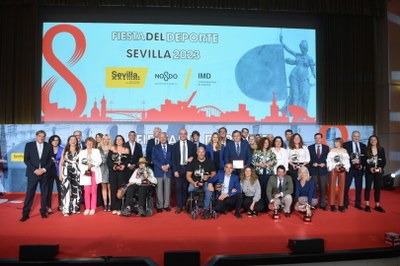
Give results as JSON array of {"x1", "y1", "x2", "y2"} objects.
[{"x1": 41, "y1": 22, "x2": 316, "y2": 123}]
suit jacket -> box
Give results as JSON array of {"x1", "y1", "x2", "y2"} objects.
[
  {"x1": 193, "y1": 142, "x2": 206, "y2": 152},
  {"x1": 205, "y1": 144, "x2": 225, "y2": 170},
  {"x1": 171, "y1": 140, "x2": 196, "y2": 175},
  {"x1": 266, "y1": 174, "x2": 293, "y2": 202},
  {"x1": 343, "y1": 141, "x2": 367, "y2": 169},
  {"x1": 24, "y1": 141, "x2": 53, "y2": 178},
  {"x1": 308, "y1": 143, "x2": 329, "y2": 176},
  {"x1": 224, "y1": 140, "x2": 252, "y2": 166},
  {"x1": 146, "y1": 138, "x2": 158, "y2": 163},
  {"x1": 152, "y1": 143, "x2": 173, "y2": 178},
  {"x1": 124, "y1": 141, "x2": 143, "y2": 167},
  {"x1": 207, "y1": 171, "x2": 242, "y2": 196}
]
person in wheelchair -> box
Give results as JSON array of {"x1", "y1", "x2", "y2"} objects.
[
  {"x1": 207, "y1": 163, "x2": 243, "y2": 219},
  {"x1": 125, "y1": 157, "x2": 157, "y2": 217},
  {"x1": 186, "y1": 146, "x2": 216, "y2": 219}
]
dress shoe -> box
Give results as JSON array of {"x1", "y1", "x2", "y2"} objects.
[
  {"x1": 320, "y1": 206, "x2": 327, "y2": 211},
  {"x1": 338, "y1": 206, "x2": 346, "y2": 212},
  {"x1": 175, "y1": 207, "x2": 182, "y2": 214},
  {"x1": 374, "y1": 206, "x2": 385, "y2": 213},
  {"x1": 330, "y1": 206, "x2": 337, "y2": 212},
  {"x1": 234, "y1": 212, "x2": 243, "y2": 219},
  {"x1": 157, "y1": 208, "x2": 163, "y2": 213},
  {"x1": 355, "y1": 204, "x2": 363, "y2": 210},
  {"x1": 364, "y1": 206, "x2": 371, "y2": 212},
  {"x1": 164, "y1": 207, "x2": 171, "y2": 212},
  {"x1": 20, "y1": 216, "x2": 29, "y2": 222},
  {"x1": 284, "y1": 212, "x2": 291, "y2": 218},
  {"x1": 41, "y1": 213, "x2": 48, "y2": 218},
  {"x1": 222, "y1": 210, "x2": 228, "y2": 215}
]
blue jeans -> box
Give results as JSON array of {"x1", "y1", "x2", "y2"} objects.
[{"x1": 188, "y1": 183, "x2": 212, "y2": 210}]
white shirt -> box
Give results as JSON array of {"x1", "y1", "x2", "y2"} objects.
[
  {"x1": 272, "y1": 147, "x2": 288, "y2": 174},
  {"x1": 36, "y1": 142, "x2": 43, "y2": 159},
  {"x1": 327, "y1": 151, "x2": 350, "y2": 172},
  {"x1": 352, "y1": 142, "x2": 361, "y2": 154},
  {"x1": 287, "y1": 145, "x2": 310, "y2": 164},
  {"x1": 222, "y1": 175, "x2": 231, "y2": 194},
  {"x1": 129, "y1": 141, "x2": 136, "y2": 155}
]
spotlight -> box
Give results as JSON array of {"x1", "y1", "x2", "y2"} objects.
[
  {"x1": 382, "y1": 174, "x2": 395, "y2": 190},
  {"x1": 391, "y1": 173, "x2": 396, "y2": 178}
]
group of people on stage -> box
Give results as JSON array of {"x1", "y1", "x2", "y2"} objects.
[{"x1": 19, "y1": 127, "x2": 386, "y2": 222}]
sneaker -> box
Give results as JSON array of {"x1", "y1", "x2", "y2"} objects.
[
  {"x1": 89, "y1": 210, "x2": 95, "y2": 215},
  {"x1": 374, "y1": 206, "x2": 385, "y2": 213},
  {"x1": 116, "y1": 211, "x2": 121, "y2": 216},
  {"x1": 84, "y1": 209, "x2": 90, "y2": 215},
  {"x1": 112, "y1": 210, "x2": 117, "y2": 215}
]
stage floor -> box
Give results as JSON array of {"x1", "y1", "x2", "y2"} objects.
[{"x1": 0, "y1": 189, "x2": 399, "y2": 265}]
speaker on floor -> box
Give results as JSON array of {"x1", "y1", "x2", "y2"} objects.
[
  {"x1": 288, "y1": 238, "x2": 324, "y2": 254},
  {"x1": 19, "y1": 244, "x2": 59, "y2": 261},
  {"x1": 164, "y1": 250, "x2": 200, "y2": 266}
]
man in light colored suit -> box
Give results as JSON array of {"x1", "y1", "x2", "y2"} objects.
[{"x1": 267, "y1": 165, "x2": 293, "y2": 217}]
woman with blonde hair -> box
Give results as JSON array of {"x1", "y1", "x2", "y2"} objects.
[
  {"x1": 98, "y1": 134, "x2": 112, "y2": 211},
  {"x1": 240, "y1": 166, "x2": 263, "y2": 217},
  {"x1": 205, "y1": 132, "x2": 225, "y2": 171},
  {"x1": 294, "y1": 166, "x2": 318, "y2": 214}
]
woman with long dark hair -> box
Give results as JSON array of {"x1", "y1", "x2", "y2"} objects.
[
  {"x1": 59, "y1": 135, "x2": 81, "y2": 216},
  {"x1": 240, "y1": 166, "x2": 263, "y2": 217},
  {"x1": 46, "y1": 135, "x2": 64, "y2": 214},
  {"x1": 107, "y1": 135, "x2": 130, "y2": 215},
  {"x1": 287, "y1": 133, "x2": 310, "y2": 187},
  {"x1": 364, "y1": 135, "x2": 386, "y2": 213}
]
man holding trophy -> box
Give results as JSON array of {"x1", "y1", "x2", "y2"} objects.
[
  {"x1": 266, "y1": 165, "x2": 293, "y2": 218},
  {"x1": 364, "y1": 135, "x2": 386, "y2": 213},
  {"x1": 343, "y1": 131, "x2": 366, "y2": 210}
]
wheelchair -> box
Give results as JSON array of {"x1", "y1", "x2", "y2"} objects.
[
  {"x1": 186, "y1": 183, "x2": 218, "y2": 220},
  {"x1": 121, "y1": 184, "x2": 156, "y2": 217}
]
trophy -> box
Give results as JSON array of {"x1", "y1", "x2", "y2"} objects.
[
  {"x1": 303, "y1": 204, "x2": 312, "y2": 222},
  {"x1": 350, "y1": 152, "x2": 363, "y2": 170},
  {"x1": 273, "y1": 201, "x2": 280, "y2": 220},
  {"x1": 81, "y1": 157, "x2": 92, "y2": 176},
  {"x1": 291, "y1": 153, "x2": 303, "y2": 169},
  {"x1": 367, "y1": 155, "x2": 381, "y2": 173},
  {"x1": 111, "y1": 153, "x2": 127, "y2": 171},
  {"x1": 194, "y1": 166, "x2": 209, "y2": 187},
  {"x1": 333, "y1": 154, "x2": 345, "y2": 172}
]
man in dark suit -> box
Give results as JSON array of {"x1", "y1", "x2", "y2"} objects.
[
  {"x1": 266, "y1": 165, "x2": 293, "y2": 217},
  {"x1": 20, "y1": 130, "x2": 54, "y2": 222},
  {"x1": 191, "y1": 130, "x2": 206, "y2": 150},
  {"x1": 73, "y1": 130, "x2": 86, "y2": 149},
  {"x1": 218, "y1": 127, "x2": 232, "y2": 147},
  {"x1": 145, "y1": 127, "x2": 161, "y2": 169},
  {"x1": 207, "y1": 162, "x2": 243, "y2": 219},
  {"x1": 152, "y1": 132, "x2": 173, "y2": 213},
  {"x1": 172, "y1": 128, "x2": 196, "y2": 213},
  {"x1": 308, "y1": 133, "x2": 330, "y2": 210},
  {"x1": 343, "y1": 130, "x2": 366, "y2": 210},
  {"x1": 124, "y1": 131, "x2": 143, "y2": 180},
  {"x1": 241, "y1": 127, "x2": 249, "y2": 142},
  {"x1": 283, "y1": 129, "x2": 293, "y2": 149},
  {"x1": 224, "y1": 130, "x2": 252, "y2": 175}
]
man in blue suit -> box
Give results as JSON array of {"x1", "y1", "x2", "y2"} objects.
[
  {"x1": 308, "y1": 133, "x2": 329, "y2": 210},
  {"x1": 207, "y1": 162, "x2": 243, "y2": 219},
  {"x1": 224, "y1": 130, "x2": 252, "y2": 175},
  {"x1": 343, "y1": 130, "x2": 366, "y2": 210},
  {"x1": 191, "y1": 130, "x2": 206, "y2": 151},
  {"x1": 172, "y1": 128, "x2": 196, "y2": 214},
  {"x1": 152, "y1": 132, "x2": 173, "y2": 213},
  {"x1": 20, "y1": 130, "x2": 54, "y2": 222}
]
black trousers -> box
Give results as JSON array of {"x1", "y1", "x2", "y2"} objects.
[
  {"x1": 46, "y1": 174, "x2": 62, "y2": 209},
  {"x1": 215, "y1": 193, "x2": 243, "y2": 214},
  {"x1": 22, "y1": 175, "x2": 49, "y2": 216},
  {"x1": 344, "y1": 168, "x2": 363, "y2": 207},
  {"x1": 365, "y1": 172, "x2": 382, "y2": 203},
  {"x1": 125, "y1": 184, "x2": 152, "y2": 209},
  {"x1": 242, "y1": 195, "x2": 264, "y2": 212}
]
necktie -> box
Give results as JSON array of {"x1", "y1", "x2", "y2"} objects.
[
  {"x1": 38, "y1": 143, "x2": 43, "y2": 168},
  {"x1": 155, "y1": 139, "x2": 159, "y2": 145},
  {"x1": 278, "y1": 179, "x2": 283, "y2": 192},
  {"x1": 236, "y1": 143, "x2": 240, "y2": 155},
  {"x1": 182, "y1": 141, "x2": 187, "y2": 164},
  {"x1": 317, "y1": 145, "x2": 321, "y2": 158},
  {"x1": 162, "y1": 144, "x2": 167, "y2": 159},
  {"x1": 356, "y1": 143, "x2": 360, "y2": 153}
]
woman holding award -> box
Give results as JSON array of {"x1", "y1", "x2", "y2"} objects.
[
  {"x1": 107, "y1": 135, "x2": 130, "y2": 215},
  {"x1": 252, "y1": 137, "x2": 277, "y2": 209},
  {"x1": 79, "y1": 137, "x2": 102, "y2": 215},
  {"x1": 327, "y1": 138, "x2": 350, "y2": 212},
  {"x1": 125, "y1": 157, "x2": 157, "y2": 216},
  {"x1": 287, "y1": 133, "x2": 310, "y2": 187},
  {"x1": 59, "y1": 135, "x2": 81, "y2": 216},
  {"x1": 364, "y1": 135, "x2": 386, "y2": 213},
  {"x1": 271, "y1": 136, "x2": 288, "y2": 174}
]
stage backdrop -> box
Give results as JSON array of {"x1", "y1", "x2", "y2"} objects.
[
  {"x1": 41, "y1": 23, "x2": 316, "y2": 123},
  {"x1": 0, "y1": 124, "x2": 372, "y2": 192}
]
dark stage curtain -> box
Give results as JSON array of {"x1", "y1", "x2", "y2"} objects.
[{"x1": 0, "y1": 0, "x2": 386, "y2": 125}]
